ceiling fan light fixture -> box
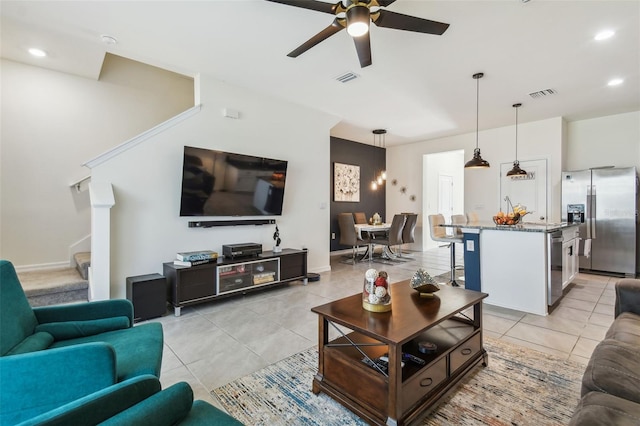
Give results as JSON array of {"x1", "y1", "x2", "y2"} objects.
[
  {"x1": 465, "y1": 72, "x2": 490, "y2": 169},
  {"x1": 346, "y1": 4, "x2": 370, "y2": 37}
]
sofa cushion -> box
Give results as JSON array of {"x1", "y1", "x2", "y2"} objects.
[
  {"x1": 605, "y1": 312, "x2": 640, "y2": 345},
  {"x1": 569, "y1": 391, "x2": 640, "y2": 426},
  {"x1": 35, "y1": 316, "x2": 130, "y2": 340},
  {"x1": 6, "y1": 331, "x2": 54, "y2": 355},
  {"x1": 582, "y1": 339, "x2": 640, "y2": 403},
  {"x1": 615, "y1": 278, "x2": 640, "y2": 317},
  {"x1": 49, "y1": 322, "x2": 163, "y2": 381}
]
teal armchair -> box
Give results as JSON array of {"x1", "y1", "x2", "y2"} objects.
[
  {"x1": 15, "y1": 374, "x2": 244, "y2": 426},
  {"x1": 1, "y1": 259, "x2": 164, "y2": 423}
]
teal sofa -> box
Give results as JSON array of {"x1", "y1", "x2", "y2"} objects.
[{"x1": 0, "y1": 259, "x2": 163, "y2": 424}]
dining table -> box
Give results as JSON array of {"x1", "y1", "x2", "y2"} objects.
[{"x1": 354, "y1": 223, "x2": 391, "y2": 261}]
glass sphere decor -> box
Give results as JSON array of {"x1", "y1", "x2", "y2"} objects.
[{"x1": 363, "y1": 268, "x2": 392, "y2": 312}]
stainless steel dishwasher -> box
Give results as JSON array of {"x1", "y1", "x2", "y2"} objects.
[{"x1": 548, "y1": 230, "x2": 564, "y2": 305}]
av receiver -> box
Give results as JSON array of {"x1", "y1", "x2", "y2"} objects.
[{"x1": 222, "y1": 243, "x2": 262, "y2": 259}]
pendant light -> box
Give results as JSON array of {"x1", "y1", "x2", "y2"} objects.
[
  {"x1": 465, "y1": 73, "x2": 490, "y2": 169},
  {"x1": 506, "y1": 103, "x2": 527, "y2": 177},
  {"x1": 371, "y1": 129, "x2": 387, "y2": 190}
]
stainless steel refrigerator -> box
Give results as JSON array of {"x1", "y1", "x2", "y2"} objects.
[{"x1": 561, "y1": 167, "x2": 638, "y2": 276}]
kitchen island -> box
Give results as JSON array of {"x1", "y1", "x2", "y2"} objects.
[{"x1": 443, "y1": 221, "x2": 580, "y2": 316}]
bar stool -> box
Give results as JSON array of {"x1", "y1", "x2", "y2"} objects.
[{"x1": 428, "y1": 214, "x2": 463, "y2": 287}]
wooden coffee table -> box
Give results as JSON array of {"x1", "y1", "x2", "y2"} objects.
[{"x1": 311, "y1": 281, "x2": 488, "y2": 426}]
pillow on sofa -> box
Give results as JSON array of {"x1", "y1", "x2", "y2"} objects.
[
  {"x1": 35, "y1": 317, "x2": 130, "y2": 341},
  {"x1": 605, "y1": 312, "x2": 640, "y2": 345},
  {"x1": 569, "y1": 391, "x2": 640, "y2": 426},
  {"x1": 6, "y1": 331, "x2": 54, "y2": 355}
]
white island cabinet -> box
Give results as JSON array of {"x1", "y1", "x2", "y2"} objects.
[{"x1": 445, "y1": 222, "x2": 580, "y2": 316}]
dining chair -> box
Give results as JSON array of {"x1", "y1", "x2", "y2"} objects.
[
  {"x1": 398, "y1": 213, "x2": 418, "y2": 257},
  {"x1": 428, "y1": 214, "x2": 463, "y2": 286},
  {"x1": 338, "y1": 213, "x2": 367, "y2": 264},
  {"x1": 353, "y1": 212, "x2": 368, "y2": 225},
  {"x1": 374, "y1": 214, "x2": 406, "y2": 259}
]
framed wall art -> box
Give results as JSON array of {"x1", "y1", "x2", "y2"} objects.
[{"x1": 334, "y1": 162, "x2": 360, "y2": 202}]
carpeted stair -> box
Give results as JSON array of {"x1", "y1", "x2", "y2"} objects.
[{"x1": 17, "y1": 253, "x2": 90, "y2": 306}]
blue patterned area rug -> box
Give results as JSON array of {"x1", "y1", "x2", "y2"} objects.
[{"x1": 212, "y1": 337, "x2": 583, "y2": 425}]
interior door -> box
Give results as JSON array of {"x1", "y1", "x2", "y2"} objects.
[
  {"x1": 500, "y1": 159, "x2": 547, "y2": 222},
  {"x1": 438, "y1": 174, "x2": 453, "y2": 235}
]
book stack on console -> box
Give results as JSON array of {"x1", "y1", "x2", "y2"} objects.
[{"x1": 174, "y1": 250, "x2": 218, "y2": 267}]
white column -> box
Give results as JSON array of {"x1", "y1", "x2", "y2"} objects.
[{"x1": 89, "y1": 182, "x2": 115, "y2": 301}]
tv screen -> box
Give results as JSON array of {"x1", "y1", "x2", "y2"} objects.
[{"x1": 180, "y1": 146, "x2": 288, "y2": 217}]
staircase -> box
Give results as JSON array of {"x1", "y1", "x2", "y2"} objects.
[{"x1": 17, "y1": 252, "x2": 90, "y2": 306}]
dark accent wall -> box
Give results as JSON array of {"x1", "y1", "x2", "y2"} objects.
[{"x1": 330, "y1": 136, "x2": 386, "y2": 252}]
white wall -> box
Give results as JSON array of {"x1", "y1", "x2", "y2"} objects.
[
  {"x1": 566, "y1": 111, "x2": 640, "y2": 171},
  {"x1": 90, "y1": 74, "x2": 338, "y2": 299},
  {"x1": 0, "y1": 58, "x2": 194, "y2": 267},
  {"x1": 387, "y1": 117, "x2": 564, "y2": 248}
]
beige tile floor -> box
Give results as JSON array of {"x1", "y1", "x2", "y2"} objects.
[{"x1": 148, "y1": 246, "x2": 618, "y2": 410}]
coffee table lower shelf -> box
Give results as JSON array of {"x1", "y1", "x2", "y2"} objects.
[{"x1": 312, "y1": 321, "x2": 487, "y2": 426}]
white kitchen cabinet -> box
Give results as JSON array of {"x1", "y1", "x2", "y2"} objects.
[{"x1": 562, "y1": 227, "x2": 580, "y2": 288}]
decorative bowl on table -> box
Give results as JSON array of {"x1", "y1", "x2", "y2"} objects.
[{"x1": 410, "y1": 269, "x2": 440, "y2": 297}]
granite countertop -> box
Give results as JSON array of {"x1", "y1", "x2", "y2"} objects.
[{"x1": 442, "y1": 221, "x2": 579, "y2": 233}]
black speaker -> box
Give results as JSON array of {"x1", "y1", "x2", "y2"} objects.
[{"x1": 126, "y1": 273, "x2": 167, "y2": 321}]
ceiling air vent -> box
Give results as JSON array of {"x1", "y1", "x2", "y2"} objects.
[
  {"x1": 335, "y1": 71, "x2": 360, "y2": 83},
  {"x1": 529, "y1": 88, "x2": 557, "y2": 99}
]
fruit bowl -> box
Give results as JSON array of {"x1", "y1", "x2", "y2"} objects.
[{"x1": 493, "y1": 213, "x2": 522, "y2": 226}]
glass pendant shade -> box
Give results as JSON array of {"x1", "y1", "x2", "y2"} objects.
[
  {"x1": 371, "y1": 128, "x2": 386, "y2": 190},
  {"x1": 465, "y1": 72, "x2": 490, "y2": 169}
]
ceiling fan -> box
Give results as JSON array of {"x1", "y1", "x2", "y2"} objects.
[{"x1": 265, "y1": 0, "x2": 450, "y2": 68}]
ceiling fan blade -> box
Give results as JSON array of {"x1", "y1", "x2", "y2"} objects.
[
  {"x1": 376, "y1": 0, "x2": 398, "y2": 6},
  {"x1": 264, "y1": 0, "x2": 341, "y2": 15},
  {"x1": 353, "y1": 31, "x2": 372, "y2": 68},
  {"x1": 287, "y1": 19, "x2": 345, "y2": 58},
  {"x1": 373, "y1": 9, "x2": 450, "y2": 35}
]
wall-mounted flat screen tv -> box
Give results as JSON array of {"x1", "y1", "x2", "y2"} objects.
[{"x1": 180, "y1": 146, "x2": 288, "y2": 217}]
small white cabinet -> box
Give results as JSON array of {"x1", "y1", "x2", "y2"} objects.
[{"x1": 562, "y1": 228, "x2": 580, "y2": 288}]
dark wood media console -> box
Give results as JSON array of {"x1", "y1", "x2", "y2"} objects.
[{"x1": 163, "y1": 248, "x2": 307, "y2": 316}]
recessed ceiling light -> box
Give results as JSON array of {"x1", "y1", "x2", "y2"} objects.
[
  {"x1": 100, "y1": 34, "x2": 118, "y2": 45},
  {"x1": 594, "y1": 30, "x2": 615, "y2": 41},
  {"x1": 608, "y1": 78, "x2": 624, "y2": 86},
  {"x1": 28, "y1": 48, "x2": 47, "y2": 57}
]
